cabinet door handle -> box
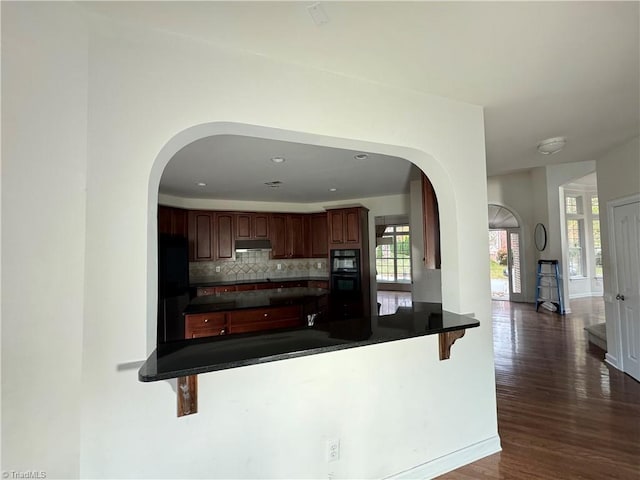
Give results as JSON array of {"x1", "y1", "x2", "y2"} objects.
[
  {"x1": 220, "y1": 328, "x2": 225, "y2": 335},
  {"x1": 264, "y1": 313, "x2": 268, "y2": 317},
  {"x1": 204, "y1": 318, "x2": 209, "y2": 323}
]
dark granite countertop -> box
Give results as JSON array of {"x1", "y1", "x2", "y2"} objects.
[
  {"x1": 190, "y1": 276, "x2": 329, "y2": 288},
  {"x1": 184, "y1": 287, "x2": 329, "y2": 314},
  {"x1": 139, "y1": 302, "x2": 480, "y2": 382}
]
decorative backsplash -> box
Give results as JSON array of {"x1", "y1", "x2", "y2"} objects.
[{"x1": 189, "y1": 250, "x2": 328, "y2": 283}]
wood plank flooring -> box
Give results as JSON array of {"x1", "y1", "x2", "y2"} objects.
[{"x1": 438, "y1": 298, "x2": 640, "y2": 480}]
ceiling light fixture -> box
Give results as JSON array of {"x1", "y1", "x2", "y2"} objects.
[
  {"x1": 329, "y1": 188, "x2": 337, "y2": 192},
  {"x1": 264, "y1": 181, "x2": 282, "y2": 188},
  {"x1": 537, "y1": 137, "x2": 567, "y2": 155},
  {"x1": 354, "y1": 153, "x2": 368, "y2": 160},
  {"x1": 196, "y1": 182, "x2": 207, "y2": 187},
  {"x1": 270, "y1": 157, "x2": 285, "y2": 164}
]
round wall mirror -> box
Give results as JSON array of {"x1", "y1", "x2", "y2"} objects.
[{"x1": 534, "y1": 223, "x2": 547, "y2": 251}]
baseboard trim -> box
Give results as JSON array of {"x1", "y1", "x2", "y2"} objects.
[
  {"x1": 605, "y1": 353, "x2": 620, "y2": 370},
  {"x1": 387, "y1": 435, "x2": 502, "y2": 480}
]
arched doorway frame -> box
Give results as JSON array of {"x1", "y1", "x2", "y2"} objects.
[
  {"x1": 145, "y1": 122, "x2": 460, "y2": 351},
  {"x1": 488, "y1": 202, "x2": 526, "y2": 302}
]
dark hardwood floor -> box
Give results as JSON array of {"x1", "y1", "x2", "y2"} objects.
[{"x1": 438, "y1": 298, "x2": 640, "y2": 480}]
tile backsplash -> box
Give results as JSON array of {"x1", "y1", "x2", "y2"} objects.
[{"x1": 190, "y1": 251, "x2": 328, "y2": 282}]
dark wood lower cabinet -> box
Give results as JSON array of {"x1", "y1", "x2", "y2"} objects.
[
  {"x1": 184, "y1": 300, "x2": 327, "y2": 339},
  {"x1": 184, "y1": 312, "x2": 227, "y2": 338},
  {"x1": 227, "y1": 305, "x2": 302, "y2": 334}
]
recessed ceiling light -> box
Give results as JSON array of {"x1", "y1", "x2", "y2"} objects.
[
  {"x1": 271, "y1": 157, "x2": 285, "y2": 164},
  {"x1": 195, "y1": 182, "x2": 207, "y2": 187},
  {"x1": 354, "y1": 153, "x2": 368, "y2": 160},
  {"x1": 537, "y1": 137, "x2": 567, "y2": 155},
  {"x1": 329, "y1": 188, "x2": 337, "y2": 192}
]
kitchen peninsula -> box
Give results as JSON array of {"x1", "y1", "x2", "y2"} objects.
[{"x1": 140, "y1": 301, "x2": 479, "y2": 416}]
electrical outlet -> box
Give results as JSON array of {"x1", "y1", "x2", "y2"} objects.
[
  {"x1": 317, "y1": 262, "x2": 322, "y2": 269},
  {"x1": 277, "y1": 263, "x2": 282, "y2": 270},
  {"x1": 326, "y1": 439, "x2": 340, "y2": 462},
  {"x1": 215, "y1": 266, "x2": 221, "y2": 273}
]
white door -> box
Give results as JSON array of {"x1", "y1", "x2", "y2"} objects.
[{"x1": 613, "y1": 200, "x2": 640, "y2": 381}]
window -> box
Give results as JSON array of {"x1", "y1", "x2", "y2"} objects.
[
  {"x1": 592, "y1": 195, "x2": 602, "y2": 277},
  {"x1": 566, "y1": 219, "x2": 585, "y2": 276},
  {"x1": 376, "y1": 225, "x2": 411, "y2": 283}
]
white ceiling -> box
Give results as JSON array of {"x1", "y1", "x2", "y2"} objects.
[
  {"x1": 84, "y1": 1, "x2": 639, "y2": 201},
  {"x1": 160, "y1": 135, "x2": 415, "y2": 202}
]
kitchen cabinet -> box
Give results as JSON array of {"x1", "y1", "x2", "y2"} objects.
[
  {"x1": 270, "y1": 213, "x2": 306, "y2": 259},
  {"x1": 187, "y1": 211, "x2": 215, "y2": 261},
  {"x1": 307, "y1": 213, "x2": 328, "y2": 258},
  {"x1": 184, "y1": 312, "x2": 226, "y2": 339},
  {"x1": 235, "y1": 212, "x2": 269, "y2": 240},
  {"x1": 227, "y1": 305, "x2": 302, "y2": 334},
  {"x1": 328, "y1": 207, "x2": 367, "y2": 248},
  {"x1": 187, "y1": 210, "x2": 235, "y2": 261},
  {"x1": 421, "y1": 173, "x2": 441, "y2": 269},
  {"x1": 215, "y1": 212, "x2": 235, "y2": 260},
  {"x1": 308, "y1": 280, "x2": 329, "y2": 289},
  {"x1": 158, "y1": 206, "x2": 188, "y2": 237}
]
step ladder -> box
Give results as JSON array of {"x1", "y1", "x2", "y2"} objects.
[{"x1": 535, "y1": 260, "x2": 564, "y2": 314}]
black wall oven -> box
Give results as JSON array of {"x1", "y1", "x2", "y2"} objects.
[{"x1": 330, "y1": 249, "x2": 361, "y2": 294}]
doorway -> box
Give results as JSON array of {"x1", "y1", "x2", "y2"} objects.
[
  {"x1": 609, "y1": 197, "x2": 640, "y2": 381},
  {"x1": 488, "y1": 205, "x2": 523, "y2": 302}
]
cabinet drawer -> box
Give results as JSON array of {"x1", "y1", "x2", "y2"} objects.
[
  {"x1": 228, "y1": 305, "x2": 302, "y2": 326},
  {"x1": 215, "y1": 285, "x2": 237, "y2": 294},
  {"x1": 196, "y1": 287, "x2": 217, "y2": 296},
  {"x1": 308, "y1": 280, "x2": 329, "y2": 289},
  {"x1": 227, "y1": 318, "x2": 302, "y2": 334},
  {"x1": 235, "y1": 284, "x2": 256, "y2": 291},
  {"x1": 185, "y1": 312, "x2": 226, "y2": 339},
  {"x1": 185, "y1": 313, "x2": 226, "y2": 329}
]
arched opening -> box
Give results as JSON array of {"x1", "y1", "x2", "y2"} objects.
[
  {"x1": 488, "y1": 204, "x2": 523, "y2": 302},
  {"x1": 147, "y1": 123, "x2": 449, "y2": 350}
]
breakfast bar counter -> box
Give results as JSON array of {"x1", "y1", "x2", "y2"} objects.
[{"x1": 139, "y1": 302, "x2": 479, "y2": 382}]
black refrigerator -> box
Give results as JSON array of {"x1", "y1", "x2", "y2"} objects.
[{"x1": 157, "y1": 234, "x2": 190, "y2": 344}]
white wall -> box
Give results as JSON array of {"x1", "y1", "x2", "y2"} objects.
[
  {"x1": 595, "y1": 136, "x2": 640, "y2": 368},
  {"x1": 1, "y1": 3, "x2": 88, "y2": 477},
  {"x1": 2, "y1": 4, "x2": 499, "y2": 478}
]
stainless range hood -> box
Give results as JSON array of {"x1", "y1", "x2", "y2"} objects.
[{"x1": 235, "y1": 239, "x2": 273, "y2": 252}]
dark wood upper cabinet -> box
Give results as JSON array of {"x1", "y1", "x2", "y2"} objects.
[
  {"x1": 187, "y1": 211, "x2": 215, "y2": 261},
  {"x1": 422, "y1": 173, "x2": 441, "y2": 269},
  {"x1": 328, "y1": 207, "x2": 364, "y2": 247},
  {"x1": 235, "y1": 213, "x2": 252, "y2": 240},
  {"x1": 158, "y1": 206, "x2": 188, "y2": 237},
  {"x1": 254, "y1": 213, "x2": 269, "y2": 239},
  {"x1": 235, "y1": 212, "x2": 270, "y2": 240},
  {"x1": 270, "y1": 213, "x2": 306, "y2": 259},
  {"x1": 288, "y1": 214, "x2": 306, "y2": 258},
  {"x1": 269, "y1": 214, "x2": 288, "y2": 259},
  {"x1": 308, "y1": 213, "x2": 328, "y2": 258},
  {"x1": 215, "y1": 212, "x2": 235, "y2": 260}
]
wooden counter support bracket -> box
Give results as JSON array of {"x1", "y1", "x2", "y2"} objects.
[
  {"x1": 439, "y1": 329, "x2": 466, "y2": 360},
  {"x1": 177, "y1": 375, "x2": 198, "y2": 417}
]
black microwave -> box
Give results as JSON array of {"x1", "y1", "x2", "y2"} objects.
[{"x1": 330, "y1": 249, "x2": 360, "y2": 274}]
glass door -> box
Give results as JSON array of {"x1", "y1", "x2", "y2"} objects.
[{"x1": 489, "y1": 229, "x2": 524, "y2": 301}]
